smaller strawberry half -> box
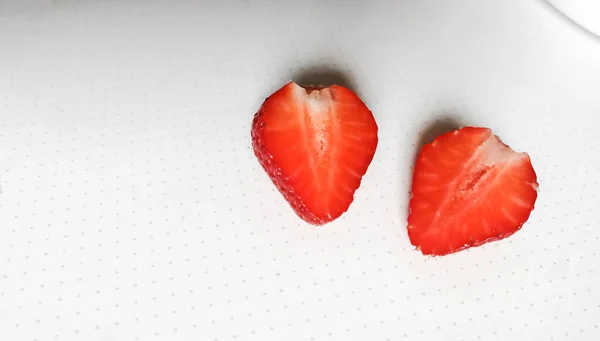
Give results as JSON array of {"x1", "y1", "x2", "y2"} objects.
[
  {"x1": 251, "y1": 81, "x2": 378, "y2": 225},
  {"x1": 408, "y1": 126, "x2": 538, "y2": 256}
]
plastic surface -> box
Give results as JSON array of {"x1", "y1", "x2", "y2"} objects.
[
  {"x1": 1, "y1": 0, "x2": 599, "y2": 340},
  {"x1": 547, "y1": 0, "x2": 600, "y2": 37}
]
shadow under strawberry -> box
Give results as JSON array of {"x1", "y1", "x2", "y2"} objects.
[
  {"x1": 413, "y1": 116, "x2": 462, "y2": 164},
  {"x1": 291, "y1": 65, "x2": 357, "y2": 93}
]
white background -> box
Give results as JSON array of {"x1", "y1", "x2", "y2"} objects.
[
  {"x1": 1, "y1": 0, "x2": 599, "y2": 340},
  {"x1": 548, "y1": 0, "x2": 600, "y2": 37}
]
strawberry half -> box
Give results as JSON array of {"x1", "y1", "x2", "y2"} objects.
[
  {"x1": 407, "y1": 126, "x2": 538, "y2": 256},
  {"x1": 251, "y1": 81, "x2": 378, "y2": 225}
]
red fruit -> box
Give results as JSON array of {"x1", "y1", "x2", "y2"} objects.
[
  {"x1": 251, "y1": 81, "x2": 378, "y2": 225},
  {"x1": 407, "y1": 126, "x2": 538, "y2": 256}
]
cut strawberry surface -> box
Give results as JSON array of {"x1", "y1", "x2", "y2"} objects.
[
  {"x1": 251, "y1": 81, "x2": 378, "y2": 225},
  {"x1": 407, "y1": 126, "x2": 538, "y2": 256}
]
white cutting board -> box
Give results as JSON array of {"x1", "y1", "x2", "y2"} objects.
[
  {"x1": 548, "y1": 0, "x2": 600, "y2": 37},
  {"x1": 1, "y1": 0, "x2": 599, "y2": 340}
]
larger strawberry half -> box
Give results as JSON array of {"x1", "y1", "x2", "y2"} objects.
[
  {"x1": 408, "y1": 126, "x2": 538, "y2": 256},
  {"x1": 251, "y1": 81, "x2": 378, "y2": 225}
]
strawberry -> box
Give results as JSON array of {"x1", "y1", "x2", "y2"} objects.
[
  {"x1": 407, "y1": 126, "x2": 538, "y2": 256},
  {"x1": 251, "y1": 81, "x2": 378, "y2": 225}
]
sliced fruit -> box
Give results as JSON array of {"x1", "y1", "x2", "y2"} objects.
[
  {"x1": 407, "y1": 126, "x2": 538, "y2": 255},
  {"x1": 251, "y1": 81, "x2": 378, "y2": 225}
]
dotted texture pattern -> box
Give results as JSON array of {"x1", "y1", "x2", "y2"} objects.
[{"x1": 0, "y1": 0, "x2": 599, "y2": 340}]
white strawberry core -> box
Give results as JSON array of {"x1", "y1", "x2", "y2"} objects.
[
  {"x1": 479, "y1": 134, "x2": 526, "y2": 166},
  {"x1": 294, "y1": 83, "x2": 333, "y2": 157}
]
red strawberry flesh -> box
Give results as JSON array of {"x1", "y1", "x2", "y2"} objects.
[
  {"x1": 407, "y1": 126, "x2": 538, "y2": 255},
  {"x1": 251, "y1": 81, "x2": 378, "y2": 225}
]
